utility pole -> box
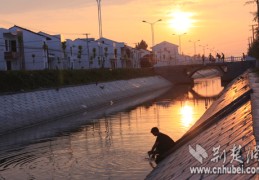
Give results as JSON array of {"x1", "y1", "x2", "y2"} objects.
[
  {"x1": 173, "y1": 33, "x2": 187, "y2": 55},
  {"x1": 250, "y1": 24, "x2": 257, "y2": 42},
  {"x1": 83, "y1": 33, "x2": 90, "y2": 68},
  {"x1": 248, "y1": 37, "x2": 253, "y2": 48},
  {"x1": 189, "y1": 40, "x2": 200, "y2": 56}
]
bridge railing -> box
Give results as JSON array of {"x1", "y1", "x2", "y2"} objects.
[{"x1": 154, "y1": 56, "x2": 245, "y2": 67}]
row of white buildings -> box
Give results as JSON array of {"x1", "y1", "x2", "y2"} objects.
[{"x1": 0, "y1": 25, "x2": 189, "y2": 71}]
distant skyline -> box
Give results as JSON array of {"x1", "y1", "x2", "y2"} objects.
[{"x1": 0, "y1": 0, "x2": 257, "y2": 56}]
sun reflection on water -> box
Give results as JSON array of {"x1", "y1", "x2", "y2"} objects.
[{"x1": 180, "y1": 102, "x2": 194, "y2": 128}]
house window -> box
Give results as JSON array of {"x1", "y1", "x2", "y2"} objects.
[
  {"x1": 5, "y1": 40, "x2": 8, "y2": 51},
  {"x1": 11, "y1": 40, "x2": 17, "y2": 52}
]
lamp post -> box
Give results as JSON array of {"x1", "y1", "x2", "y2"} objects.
[
  {"x1": 207, "y1": 47, "x2": 215, "y2": 54},
  {"x1": 172, "y1": 33, "x2": 187, "y2": 55},
  {"x1": 199, "y1": 44, "x2": 208, "y2": 56},
  {"x1": 189, "y1": 40, "x2": 200, "y2": 55},
  {"x1": 142, "y1": 19, "x2": 162, "y2": 48},
  {"x1": 96, "y1": 0, "x2": 102, "y2": 38}
]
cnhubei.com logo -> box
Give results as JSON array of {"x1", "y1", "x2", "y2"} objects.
[
  {"x1": 189, "y1": 165, "x2": 259, "y2": 174},
  {"x1": 188, "y1": 144, "x2": 259, "y2": 174}
]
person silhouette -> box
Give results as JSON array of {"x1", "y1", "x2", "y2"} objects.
[
  {"x1": 202, "y1": 54, "x2": 205, "y2": 65},
  {"x1": 221, "y1": 53, "x2": 225, "y2": 63},
  {"x1": 148, "y1": 127, "x2": 175, "y2": 164},
  {"x1": 242, "y1": 53, "x2": 246, "y2": 61}
]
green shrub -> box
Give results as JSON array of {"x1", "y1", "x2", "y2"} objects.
[{"x1": 0, "y1": 68, "x2": 155, "y2": 93}]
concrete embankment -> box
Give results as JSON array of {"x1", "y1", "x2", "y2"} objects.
[
  {"x1": 0, "y1": 76, "x2": 172, "y2": 135},
  {"x1": 146, "y1": 71, "x2": 259, "y2": 179}
]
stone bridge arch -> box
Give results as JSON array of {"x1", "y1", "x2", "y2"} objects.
[{"x1": 186, "y1": 65, "x2": 228, "y2": 78}]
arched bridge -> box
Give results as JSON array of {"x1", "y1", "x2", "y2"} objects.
[
  {"x1": 186, "y1": 65, "x2": 228, "y2": 78},
  {"x1": 154, "y1": 61, "x2": 256, "y2": 84}
]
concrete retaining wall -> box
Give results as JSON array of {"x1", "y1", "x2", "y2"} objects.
[{"x1": 0, "y1": 76, "x2": 172, "y2": 135}]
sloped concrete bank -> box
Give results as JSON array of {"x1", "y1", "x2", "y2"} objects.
[
  {"x1": 0, "y1": 76, "x2": 172, "y2": 135},
  {"x1": 146, "y1": 71, "x2": 259, "y2": 179}
]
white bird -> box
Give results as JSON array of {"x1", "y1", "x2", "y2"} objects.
[
  {"x1": 110, "y1": 100, "x2": 114, "y2": 105},
  {"x1": 81, "y1": 105, "x2": 87, "y2": 108}
]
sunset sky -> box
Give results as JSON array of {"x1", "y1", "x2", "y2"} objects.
[{"x1": 0, "y1": 0, "x2": 257, "y2": 57}]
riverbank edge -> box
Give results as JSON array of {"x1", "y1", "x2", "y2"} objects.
[
  {"x1": 0, "y1": 76, "x2": 172, "y2": 135},
  {"x1": 145, "y1": 71, "x2": 259, "y2": 179}
]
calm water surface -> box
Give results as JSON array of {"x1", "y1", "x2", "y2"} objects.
[{"x1": 0, "y1": 77, "x2": 223, "y2": 180}]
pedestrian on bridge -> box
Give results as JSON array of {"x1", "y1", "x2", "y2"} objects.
[
  {"x1": 202, "y1": 54, "x2": 205, "y2": 65},
  {"x1": 221, "y1": 53, "x2": 225, "y2": 63},
  {"x1": 242, "y1": 53, "x2": 246, "y2": 61},
  {"x1": 216, "y1": 53, "x2": 221, "y2": 62}
]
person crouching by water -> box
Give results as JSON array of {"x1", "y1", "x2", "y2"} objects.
[{"x1": 148, "y1": 127, "x2": 175, "y2": 164}]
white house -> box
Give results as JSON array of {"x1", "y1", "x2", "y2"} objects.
[
  {"x1": 66, "y1": 38, "x2": 93, "y2": 69},
  {"x1": 6, "y1": 26, "x2": 52, "y2": 70},
  {"x1": 1, "y1": 27, "x2": 27, "y2": 70},
  {"x1": 0, "y1": 25, "x2": 154, "y2": 71},
  {"x1": 88, "y1": 39, "x2": 109, "y2": 69},
  {"x1": 64, "y1": 37, "x2": 126, "y2": 69},
  {"x1": 0, "y1": 28, "x2": 9, "y2": 70},
  {"x1": 152, "y1": 41, "x2": 179, "y2": 66},
  {"x1": 97, "y1": 37, "x2": 125, "y2": 69},
  {"x1": 121, "y1": 45, "x2": 135, "y2": 68},
  {"x1": 38, "y1": 32, "x2": 64, "y2": 69}
]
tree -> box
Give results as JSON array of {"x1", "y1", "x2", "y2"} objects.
[
  {"x1": 135, "y1": 40, "x2": 148, "y2": 50},
  {"x1": 246, "y1": 0, "x2": 259, "y2": 22},
  {"x1": 246, "y1": 0, "x2": 259, "y2": 37},
  {"x1": 246, "y1": 0, "x2": 259, "y2": 59},
  {"x1": 140, "y1": 54, "x2": 154, "y2": 68},
  {"x1": 61, "y1": 41, "x2": 67, "y2": 59},
  {"x1": 248, "y1": 40, "x2": 259, "y2": 59}
]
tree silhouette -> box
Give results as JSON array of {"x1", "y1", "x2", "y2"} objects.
[
  {"x1": 248, "y1": 40, "x2": 259, "y2": 58},
  {"x1": 246, "y1": 0, "x2": 259, "y2": 58},
  {"x1": 135, "y1": 40, "x2": 148, "y2": 50},
  {"x1": 61, "y1": 41, "x2": 67, "y2": 59},
  {"x1": 246, "y1": 0, "x2": 259, "y2": 24}
]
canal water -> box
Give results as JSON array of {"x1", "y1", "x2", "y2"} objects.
[{"x1": 0, "y1": 76, "x2": 224, "y2": 180}]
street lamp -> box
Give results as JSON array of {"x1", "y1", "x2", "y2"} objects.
[
  {"x1": 207, "y1": 47, "x2": 215, "y2": 54},
  {"x1": 172, "y1": 33, "x2": 187, "y2": 55},
  {"x1": 96, "y1": 0, "x2": 102, "y2": 38},
  {"x1": 189, "y1": 40, "x2": 200, "y2": 55},
  {"x1": 142, "y1": 19, "x2": 162, "y2": 48},
  {"x1": 199, "y1": 44, "x2": 208, "y2": 56}
]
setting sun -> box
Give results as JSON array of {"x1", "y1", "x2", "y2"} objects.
[{"x1": 169, "y1": 10, "x2": 194, "y2": 34}]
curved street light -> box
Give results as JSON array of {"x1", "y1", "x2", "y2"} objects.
[
  {"x1": 189, "y1": 40, "x2": 200, "y2": 55},
  {"x1": 142, "y1": 19, "x2": 162, "y2": 48},
  {"x1": 199, "y1": 44, "x2": 208, "y2": 56},
  {"x1": 172, "y1": 33, "x2": 187, "y2": 55}
]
